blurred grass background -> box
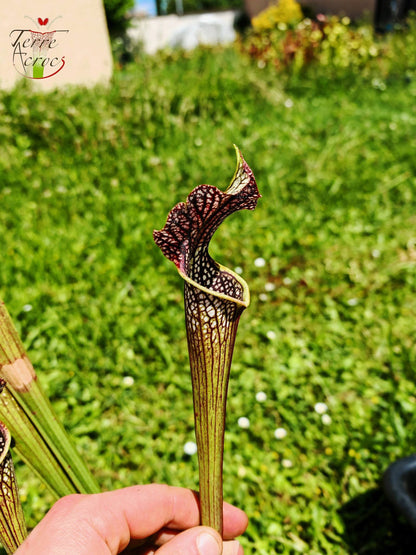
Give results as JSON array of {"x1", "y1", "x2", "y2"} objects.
[{"x1": 1, "y1": 15, "x2": 416, "y2": 553}]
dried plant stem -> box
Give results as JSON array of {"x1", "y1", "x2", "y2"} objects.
[
  {"x1": 14, "y1": 379, "x2": 99, "y2": 493},
  {"x1": 0, "y1": 385, "x2": 76, "y2": 498},
  {"x1": 0, "y1": 301, "x2": 99, "y2": 495}
]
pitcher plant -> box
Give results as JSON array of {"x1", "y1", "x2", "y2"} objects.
[{"x1": 154, "y1": 146, "x2": 260, "y2": 535}]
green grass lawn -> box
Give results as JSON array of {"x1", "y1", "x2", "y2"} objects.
[{"x1": 1, "y1": 45, "x2": 416, "y2": 553}]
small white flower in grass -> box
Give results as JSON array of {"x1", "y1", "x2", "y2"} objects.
[
  {"x1": 264, "y1": 282, "x2": 276, "y2": 292},
  {"x1": 266, "y1": 330, "x2": 276, "y2": 340},
  {"x1": 274, "y1": 427, "x2": 287, "y2": 439},
  {"x1": 122, "y1": 376, "x2": 135, "y2": 387},
  {"x1": 282, "y1": 277, "x2": 292, "y2": 286},
  {"x1": 256, "y1": 391, "x2": 267, "y2": 402},
  {"x1": 259, "y1": 293, "x2": 268, "y2": 302},
  {"x1": 237, "y1": 466, "x2": 247, "y2": 478},
  {"x1": 282, "y1": 459, "x2": 293, "y2": 468},
  {"x1": 314, "y1": 402, "x2": 328, "y2": 415},
  {"x1": 321, "y1": 414, "x2": 332, "y2": 425},
  {"x1": 22, "y1": 304, "x2": 33, "y2": 312},
  {"x1": 126, "y1": 349, "x2": 135, "y2": 360},
  {"x1": 234, "y1": 266, "x2": 243, "y2": 275},
  {"x1": 183, "y1": 441, "x2": 197, "y2": 456},
  {"x1": 149, "y1": 156, "x2": 161, "y2": 167},
  {"x1": 67, "y1": 106, "x2": 78, "y2": 116},
  {"x1": 372, "y1": 249, "x2": 381, "y2": 258},
  {"x1": 238, "y1": 417, "x2": 250, "y2": 429},
  {"x1": 284, "y1": 98, "x2": 294, "y2": 109},
  {"x1": 254, "y1": 257, "x2": 266, "y2": 268},
  {"x1": 371, "y1": 78, "x2": 386, "y2": 91},
  {"x1": 347, "y1": 298, "x2": 358, "y2": 306}
]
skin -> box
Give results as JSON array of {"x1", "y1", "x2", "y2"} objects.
[{"x1": 15, "y1": 484, "x2": 248, "y2": 554}]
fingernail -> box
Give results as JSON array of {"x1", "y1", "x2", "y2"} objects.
[{"x1": 197, "y1": 532, "x2": 221, "y2": 555}]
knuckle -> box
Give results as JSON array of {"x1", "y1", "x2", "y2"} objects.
[{"x1": 49, "y1": 494, "x2": 86, "y2": 517}]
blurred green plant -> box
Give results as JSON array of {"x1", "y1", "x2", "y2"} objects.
[
  {"x1": 104, "y1": 0, "x2": 134, "y2": 38},
  {"x1": 383, "y1": 12, "x2": 416, "y2": 76},
  {"x1": 240, "y1": 11, "x2": 383, "y2": 73}
]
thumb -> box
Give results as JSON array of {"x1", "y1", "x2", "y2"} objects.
[{"x1": 155, "y1": 526, "x2": 242, "y2": 555}]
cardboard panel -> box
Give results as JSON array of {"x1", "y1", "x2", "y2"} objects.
[{"x1": 1, "y1": 0, "x2": 112, "y2": 90}]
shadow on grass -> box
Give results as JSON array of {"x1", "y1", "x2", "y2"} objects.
[{"x1": 339, "y1": 487, "x2": 415, "y2": 554}]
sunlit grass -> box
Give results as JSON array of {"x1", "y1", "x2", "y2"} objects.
[{"x1": 0, "y1": 44, "x2": 416, "y2": 553}]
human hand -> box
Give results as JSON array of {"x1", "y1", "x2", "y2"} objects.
[{"x1": 15, "y1": 484, "x2": 248, "y2": 554}]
